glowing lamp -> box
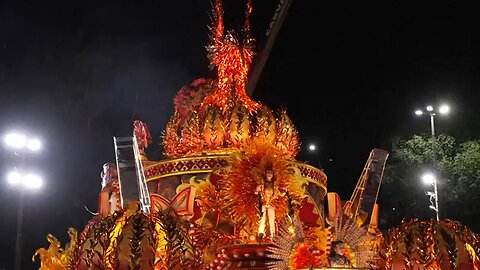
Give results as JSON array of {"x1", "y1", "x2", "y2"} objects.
[
  {"x1": 6, "y1": 171, "x2": 43, "y2": 189},
  {"x1": 439, "y1": 104, "x2": 450, "y2": 115},
  {"x1": 23, "y1": 174, "x2": 43, "y2": 189},
  {"x1": 415, "y1": 110, "x2": 423, "y2": 116},
  {"x1": 426, "y1": 106, "x2": 434, "y2": 112},
  {"x1": 4, "y1": 133, "x2": 27, "y2": 149},
  {"x1": 7, "y1": 171, "x2": 22, "y2": 185},
  {"x1": 27, "y1": 138, "x2": 42, "y2": 152},
  {"x1": 422, "y1": 173, "x2": 436, "y2": 185}
]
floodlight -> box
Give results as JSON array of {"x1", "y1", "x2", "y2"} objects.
[
  {"x1": 4, "y1": 133, "x2": 26, "y2": 149},
  {"x1": 23, "y1": 174, "x2": 43, "y2": 189},
  {"x1": 438, "y1": 104, "x2": 450, "y2": 115},
  {"x1": 422, "y1": 173, "x2": 436, "y2": 185},
  {"x1": 7, "y1": 171, "x2": 22, "y2": 185},
  {"x1": 27, "y1": 138, "x2": 42, "y2": 152}
]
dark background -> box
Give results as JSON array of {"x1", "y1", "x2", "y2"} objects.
[{"x1": 1, "y1": 0, "x2": 480, "y2": 268}]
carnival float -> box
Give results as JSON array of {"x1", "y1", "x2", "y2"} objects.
[{"x1": 33, "y1": 0, "x2": 480, "y2": 269}]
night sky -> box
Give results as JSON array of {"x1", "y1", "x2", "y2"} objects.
[{"x1": 1, "y1": 0, "x2": 480, "y2": 268}]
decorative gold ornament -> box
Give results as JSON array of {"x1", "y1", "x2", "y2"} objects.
[
  {"x1": 217, "y1": 141, "x2": 307, "y2": 235},
  {"x1": 33, "y1": 228, "x2": 77, "y2": 269},
  {"x1": 379, "y1": 219, "x2": 480, "y2": 270}
]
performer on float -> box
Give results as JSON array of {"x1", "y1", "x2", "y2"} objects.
[
  {"x1": 98, "y1": 162, "x2": 121, "y2": 216},
  {"x1": 255, "y1": 166, "x2": 285, "y2": 239},
  {"x1": 328, "y1": 240, "x2": 352, "y2": 268}
]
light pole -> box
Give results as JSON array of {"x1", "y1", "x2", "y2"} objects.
[
  {"x1": 421, "y1": 172, "x2": 439, "y2": 221},
  {"x1": 4, "y1": 132, "x2": 43, "y2": 270},
  {"x1": 414, "y1": 104, "x2": 449, "y2": 221}
]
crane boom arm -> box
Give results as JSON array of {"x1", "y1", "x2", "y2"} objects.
[{"x1": 246, "y1": 0, "x2": 293, "y2": 97}]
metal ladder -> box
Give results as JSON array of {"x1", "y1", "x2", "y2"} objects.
[
  {"x1": 113, "y1": 136, "x2": 151, "y2": 213},
  {"x1": 344, "y1": 149, "x2": 389, "y2": 225}
]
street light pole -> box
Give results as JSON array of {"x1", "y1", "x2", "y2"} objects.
[
  {"x1": 4, "y1": 131, "x2": 43, "y2": 270},
  {"x1": 432, "y1": 173, "x2": 439, "y2": 221},
  {"x1": 429, "y1": 113, "x2": 440, "y2": 221},
  {"x1": 415, "y1": 104, "x2": 449, "y2": 221},
  {"x1": 430, "y1": 113, "x2": 436, "y2": 163},
  {"x1": 14, "y1": 191, "x2": 24, "y2": 270}
]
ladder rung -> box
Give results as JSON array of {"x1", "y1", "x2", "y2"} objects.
[
  {"x1": 116, "y1": 145, "x2": 134, "y2": 149},
  {"x1": 114, "y1": 137, "x2": 134, "y2": 142},
  {"x1": 117, "y1": 162, "x2": 135, "y2": 166}
]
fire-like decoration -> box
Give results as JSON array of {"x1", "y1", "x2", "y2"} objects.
[
  {"x1": 203, "y1": 0, "x2": 257, "y2": 112},
  {"x1": 32, "y1": 229, "x2": 77, "y2": 269},
  {"x1": 379, "y1": 219, "x2": 480, "y2": 270},
  {"x1": 134, "y1": 120, "x2": 152, "y2": 158},
  {"x1": 162, "y1": 78, "x2": 300, "y2": 159},
  {"x1": 33, "y1": 209, "x2": 220, "y2": 270},
  {"x1": 162, "y1": 0, "x2": 300, "y2": 159}
]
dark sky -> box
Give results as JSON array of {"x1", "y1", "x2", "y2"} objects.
[{"x1": 1, "y1": 0, "x2": 480, "y2": 268}]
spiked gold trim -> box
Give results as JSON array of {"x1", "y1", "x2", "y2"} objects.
[
  {"x1": 145, "y1": 155, "x2": 327, "y2": 190},
  {"x1": 145, "y1": 155, "x2": 230, "y2": 182},
  {"x1": 146, "y1": 170, "x2": 216, "y2": 182},
  {"x1": 292, "y1": 161, "x2": 327, "y2": 191}
]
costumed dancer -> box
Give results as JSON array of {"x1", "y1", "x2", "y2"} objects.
[
  {"x1": 255, "y1": 167, "x2": 285, "y2": 239},
  {"x1": 328, "y1": 240, "x2": 352, "y2": 267}
]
